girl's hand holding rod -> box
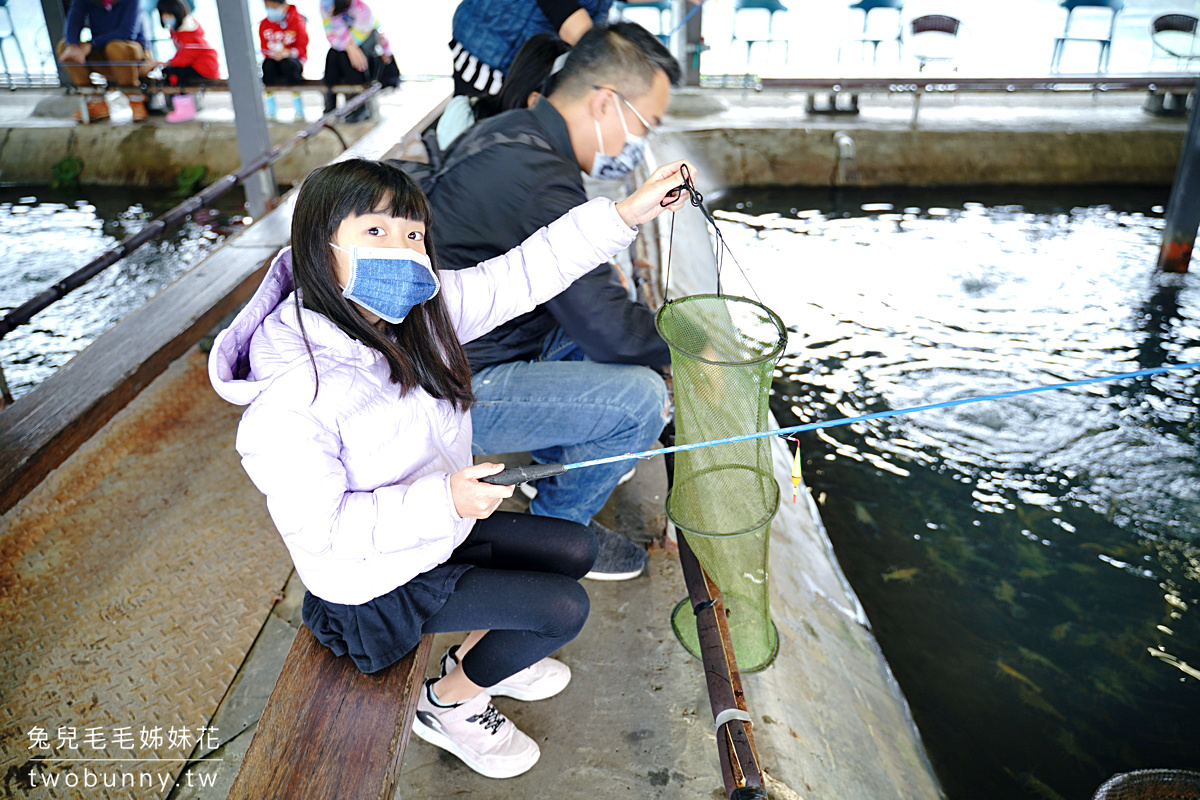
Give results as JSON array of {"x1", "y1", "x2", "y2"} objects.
[{"x1": 451, "y1": 462, "x2": 515, "y2": 519}]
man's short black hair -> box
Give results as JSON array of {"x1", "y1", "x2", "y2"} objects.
[{"x1": 548, "y1": 21, "x2": 682, "y2": 101}]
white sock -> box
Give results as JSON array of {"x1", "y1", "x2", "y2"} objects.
[{"x1": 426, "y1": 679, "x2": 459, "y2": 708}]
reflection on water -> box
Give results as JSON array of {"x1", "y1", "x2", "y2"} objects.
[
  {"x1": 711, "y1": 186, "x2": 1200, "y2": 800},
  {"x1": 0, "y1": 189, "x2": 246, "y2": 401}
]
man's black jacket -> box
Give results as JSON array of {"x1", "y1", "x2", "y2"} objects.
[{"x1": 427, "y1": 99, "x2": 671, "y2": 373}]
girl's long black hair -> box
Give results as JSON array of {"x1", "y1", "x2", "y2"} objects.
[
  {"x1": 157, "y1": 0, "x2": 191, "y2": 24},
  {"x1": 290, "y1": 158, "x2": 474, "y2": 412}
]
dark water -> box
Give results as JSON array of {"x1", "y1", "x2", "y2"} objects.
[
  {"x1": 0, "y1": 188, "x2": 247, "y2": 401},
  {"x1": 710, "y1": 186, "x2": 1200, "y2": 800}
]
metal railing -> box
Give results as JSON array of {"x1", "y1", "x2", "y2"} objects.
[
  {"x1": 0, "y1": 83, "x2": 382, "y2": 406},
  {"x1": 751, "y1": 73, "x2": 1200, "y2": 92},
  {"x1": 701, "y1": 72, "x2": 1199, "y2": 126}
]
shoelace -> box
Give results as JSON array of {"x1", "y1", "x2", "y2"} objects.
[{"x1": 467, "y1": 703, "x2": 506, "y2": 735}]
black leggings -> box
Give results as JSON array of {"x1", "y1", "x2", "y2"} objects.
[
  {"x1": 262, "y1": 57, "x2": 304, "y2": 86},
  {"x1": 163, "y1": 65, "x2": 209, "y2": 87},
  {"x1": 321, "y1": 47, "x2": 400, "y2": 91},
  {"x1": 420, "y1": 511, "x2": 597, "y2": 688}
]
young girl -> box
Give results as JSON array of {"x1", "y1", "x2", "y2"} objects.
[
  {"x1": 259, "y1": 0, "x2": 309, "y2": 121},
  {"x1": 155, "y1": 0, "x2": 220, "y2": 122},
  {"x1": 319, "y1": 0, "x2": 400, "y2": 121},
  {"x1": 209, "y1": 157, "x2": 692, "y2": 778}
]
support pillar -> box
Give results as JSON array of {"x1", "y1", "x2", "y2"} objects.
[
  {"x1": 39, "y1": 0, "x2": 71, "y2": 86},
  {"x1": 214, "y1": 0, "x2": 277, "y2": 218},
  {"x1": 1158, "y1": 80, "x2": 1200, "y2": 273},
  {"x1": 674, "y1": 0, "x2": 703, "y2": 87}
]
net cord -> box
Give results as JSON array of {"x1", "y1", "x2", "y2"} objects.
[{"x1": 662, "y1": 164, "x2": 764, "y2": 305}]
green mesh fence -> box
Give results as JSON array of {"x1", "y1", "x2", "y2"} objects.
[{"x1": 656, "y1": 294, "x2": 788, "y2": 673}]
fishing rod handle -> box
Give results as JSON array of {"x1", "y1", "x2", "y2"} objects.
[{"x1": 480, "y1": 463, "x2": 567, "y2": 486}]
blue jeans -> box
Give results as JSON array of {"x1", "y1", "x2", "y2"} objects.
[{"x1": 470, "y1": 329, "x2": 670, "y2": 526}]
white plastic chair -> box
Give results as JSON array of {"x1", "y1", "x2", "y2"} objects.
[
  {"x1": 1149, "y1": 13, "x2": 1200, "y2": 71},
  {"x1": 908, "y1": 14, "x2": 962, "y2": 73}
]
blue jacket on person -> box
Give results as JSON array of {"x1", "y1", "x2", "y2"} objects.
[
  {"x1": 66, "y1": 0, "x2": 148, "y2": 48},
  {"x1": 452, "y1": 0, "x2": 614, "y2": 75}
]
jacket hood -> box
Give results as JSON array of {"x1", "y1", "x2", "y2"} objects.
[
  {"x1": 209, "y1": 247, "x2": 297, "y2": 406},
  {"x1": 209, "y1": 247, "x2": 376, "y2": 406}
]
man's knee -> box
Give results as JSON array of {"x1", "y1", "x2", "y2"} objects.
[{"x1": 626, "y1": 367, "x2": 671, "y2": 428}]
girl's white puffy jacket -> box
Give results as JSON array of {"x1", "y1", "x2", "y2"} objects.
[{"x1": 209, "y1": 198, "x2": 637, "y2": 605}]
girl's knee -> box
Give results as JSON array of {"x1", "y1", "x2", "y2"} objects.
[
  {"x1": 556, "y1": 580, "x2": 590, "y2": 638},
  {"x1": 563, "y1": 521, "x2": 599, "y2": 577}
]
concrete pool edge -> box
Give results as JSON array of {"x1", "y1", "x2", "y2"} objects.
[{"x1": 1, "y1": 86, "x2": 1187, "y2": 189}]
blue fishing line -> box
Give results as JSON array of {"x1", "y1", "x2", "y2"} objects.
[
  {"x1": 665, "y1": 0, "x2": 711, "y2": 39},
  {"x1": 565, "y1": 361, "x2": 1200, "y2": 471}
]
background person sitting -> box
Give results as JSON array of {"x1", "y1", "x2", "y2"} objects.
[
  {"x1": 435, "y1": 31, "x2": 570, "y2": 151},
  {"x1": 449, "y1": 0, "x2": 612, "y2": 99},
  {"x1": 449, "y1": 0, "x2": 692, "y2": 99},
  {"x1": 58, "y1": 0, "x2": 154, "y2": 122},
  {"x1": 153, "y1": 0, "x2": 220, "y2": 122},
  {"x1": 259, "y1": 0, "x2": 309, "y2": 121},
  {"x1": 319, "y1": 0, "x2": 399, "y2": 122},
  {"x1": 424, "y1": 22, "x2": 682, "y2": 581}
]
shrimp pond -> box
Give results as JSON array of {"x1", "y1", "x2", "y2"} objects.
[
  {"x1": 0, "y1": 187, "x2": 247, "y2": 401},
  {"x1": 710, "y1": 185, "x2": 1200, "y2": 800}
]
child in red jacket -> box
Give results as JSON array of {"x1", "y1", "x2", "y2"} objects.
[
  {"x1": 259, "y1": 0, "x2": 309, "y2": 121},
  {"x1": 155, "y1": 0, "x2": 220, "y2": 122}
]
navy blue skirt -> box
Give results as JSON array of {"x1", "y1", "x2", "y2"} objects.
[{"x1": 302, "y1": 561, "x2": 472, "y2": 674}]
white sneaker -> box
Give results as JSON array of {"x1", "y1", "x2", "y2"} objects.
[
  {"x1": 519, "y1": 465, "x2": 637, "y2": 500},
  {"x1": 440, "y1": 646, "x2": 571, "y2": 701},
  {"x1": 412, "y1": 679, "x2": 540, "y2": 779}
]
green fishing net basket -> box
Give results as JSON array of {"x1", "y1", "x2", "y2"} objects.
[
  {"x1": 1092, "y1": 770, "x2": 1200, "y2": 800},
  {"x1": 656, "y1": 294, "x2": 787, "y2": 673}
]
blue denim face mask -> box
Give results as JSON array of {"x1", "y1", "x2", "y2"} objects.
[
  {"x1": 331, "y1": 243, "x2": 440, "y2": 324},
  {"x1": 265, "y1": 5, "x2": 287, "y2": 22},
  {"x1": 589, "y1": 91, "x2": 649, "y2": 181}
]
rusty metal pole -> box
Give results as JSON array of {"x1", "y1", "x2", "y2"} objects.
[
  {"x1": 679, "y1": 0, "x2": 703, "y2": 87},
  {"x1": 1157, "y1": 79, "x2": 1200, "y2": 273},
  {"x1": 214, "y1": 0, "x2": 278, "y2": 218},
  {"x1": 39, "y1": 0, "x2": 71, "y2": 86}
]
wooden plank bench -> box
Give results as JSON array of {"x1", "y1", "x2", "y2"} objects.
[
  {"x1": 67, "y1": 80, "x2": 375, "y2": 123},
  {"x1": 226, "y1": 627, "x2": 433, "y2": 800},
  {"x1": 69, "y1": 79, "x2": 370, "y2": 98}
]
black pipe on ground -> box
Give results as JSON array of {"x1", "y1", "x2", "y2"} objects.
[
  {"x1": 663, "y1": 425, "x2": 768, "y2": 800},
  {"x1": 677, "y1": 533, "x2": 768, "y2": 800},
  {"x1": 1158, "y1": 78, "x2": 1200, "y2": 273}
]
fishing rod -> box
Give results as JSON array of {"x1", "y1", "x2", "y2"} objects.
[{"x1": 482, "y1": 360, "x2": 1200, "y2": 486}]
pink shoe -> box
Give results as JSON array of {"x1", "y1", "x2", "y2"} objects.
[{"x1": 166, "y1": 94, "x2": 196, "y2": 123}]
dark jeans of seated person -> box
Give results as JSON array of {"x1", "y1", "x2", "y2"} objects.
[
  {"x1": 263, "y1": 56, "x2": 305, "y2": 86},
  {"x1": 321, "y1": 44, "x2": 398, "y2": 121},
  {"x1": 163, "y1": 65, "x2": 209, "y2": 86}
]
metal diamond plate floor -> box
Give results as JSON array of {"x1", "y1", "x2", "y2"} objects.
[{"x1": 0, "y1": 348, "x2": 294, "y2": 799}]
